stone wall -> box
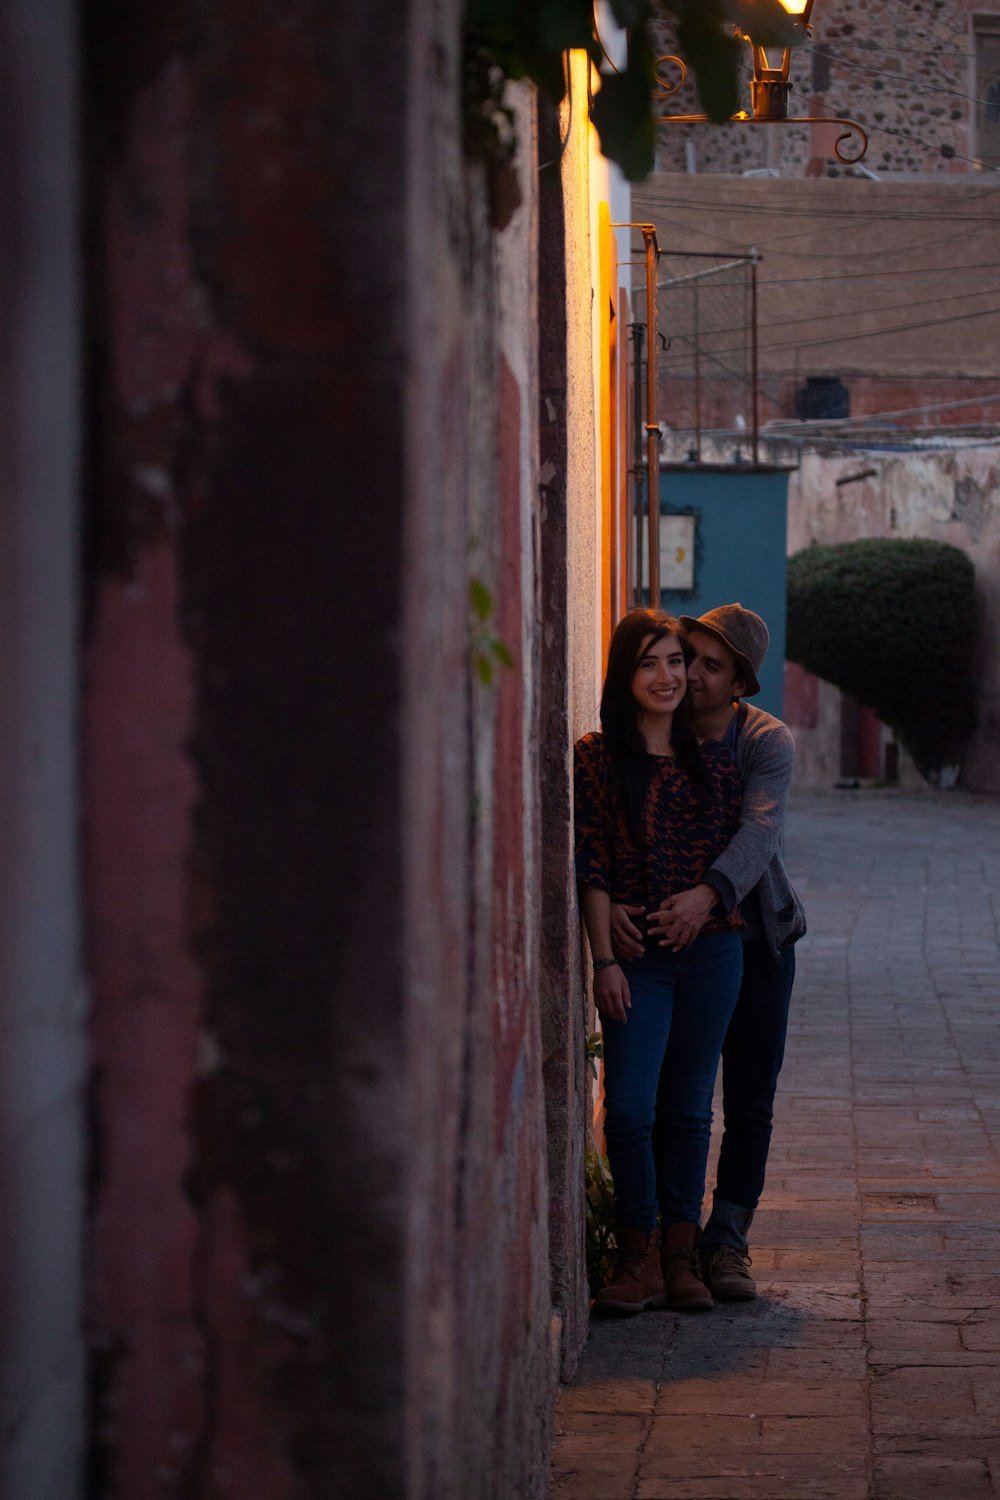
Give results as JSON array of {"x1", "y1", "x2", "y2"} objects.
[
  {"x1": 654, "y1": 0, "x2": 1000, "y2": 178},
  {"x1": 632, "y1": 176, "x2": 1000, "y2": 401},
  {"x1": 640, "y1": 2, "x2": 1000, "y2": 793},
  {"x1": 784, "y1": 436, "x2": 1000, "y2": 792}
]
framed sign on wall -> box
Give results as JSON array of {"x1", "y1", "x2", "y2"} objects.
[{"x1": 659, "y1": 511, "x2": 697, "y2": 592}]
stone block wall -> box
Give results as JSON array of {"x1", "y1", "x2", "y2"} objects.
[
  {"x1": 784, "y1": 437, "x2": 1000, "y2": 791},
  {"x1": 654, "y1": 0, "x2": 1000, "y2": 178},
  {"x1": 633, "y1": 174, "x2": 1000, "y2": 433}
]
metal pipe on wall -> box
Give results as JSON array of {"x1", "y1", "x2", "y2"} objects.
[
  {"x1": 616, "y1": 222, "x2": 662, "y2": 606},
  {"x1": 642, "y1": 226, "x2": 661, "y2": 606},
  {"x1": 630, "y1": 321, "x2": 646, "y2": 607},
  {"x1": 751, "y1": 247, "x2": 760, "y2": 465}
]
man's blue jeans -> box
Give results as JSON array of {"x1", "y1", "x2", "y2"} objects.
[
  {"x1": 602, "y1": 931, "x2": 743, "y2": 1231},
  {"x1": 699, "y1": 939, "x2": 797, "y2": 1253}
]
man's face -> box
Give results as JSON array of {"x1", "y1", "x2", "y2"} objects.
[{"x1": 685, "y1": 628, "x2": 746, "y2": 715}]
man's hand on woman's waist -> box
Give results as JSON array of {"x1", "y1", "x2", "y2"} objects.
[{"x1": 647, "y1": 883, "x2": 718, "y2": 950}]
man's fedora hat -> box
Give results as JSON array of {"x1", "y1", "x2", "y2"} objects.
[{"x1": 679, "y1": 604, "x2": 769, "y2": 697}]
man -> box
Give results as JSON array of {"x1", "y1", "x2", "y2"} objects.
[{"x1": 610, "y1": 603, "x2": 805, "y2": 1302}]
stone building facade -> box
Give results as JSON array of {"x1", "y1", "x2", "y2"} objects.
[
  {"x1": 655, "y1": 0, "x2": 1000, "y2": 179},
  {"x1": 637, "y1": 0, "x2": 1000, "y2": 790},
  {"x1": 783, "y1": 434, "x2": 1000, "y2": 793}
]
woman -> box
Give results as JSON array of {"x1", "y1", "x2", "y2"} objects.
[{"x1": 575, "y1": 608, "x2": 744, "y2": 1314}]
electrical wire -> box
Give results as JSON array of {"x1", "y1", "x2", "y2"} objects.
[
  {"x1": 659, "y1": 299, "x2": 1000, "y2": 366},
  {"x1": 592, "y1": 0, "x2": 622, "y2": 75},
  {"x1": 807, "y1": 44, "x2": 992, "y2": 110},
  {"x1": 785, "y1": 83, "x2": 993, "y2": 174},
  {"x1": 821, "y1": 41, "x2": 977, "y2": 61},
  {"x1": 634, "y1": 178, "x2": 1000, "y2": 220},
  {"x1": 762, "y1": 260, "x2": 1000, "y2": 286},
  {"x1": 632, "y1": 208, "x2": 1000, "y2": 265},
  {"x1": 660, "y1": 281, "x2": 1000, "y2": 361},
  {"x1": 848, "y1": 120, "x2": 990, "y2": 174},
  {"x1": 766, "y1": 389, "x2": 1000, "y2": 428}
]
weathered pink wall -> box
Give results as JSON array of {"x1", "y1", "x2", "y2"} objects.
[
  {"x1": 84, "y1": 2, "x2": 578, "y2": 1496},
  {"x1": 84, "y1": 545, "x2": 210, "y2": 1491}
]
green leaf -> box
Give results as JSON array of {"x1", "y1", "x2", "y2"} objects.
[
  {"x1": 675, "y1": 10, "x2": 742, "y2": 122},
  {"x1": 469, "y1": 577, "x2": 493, "y2": 621},
  {"x1": 509, "y1": 37, "x2": 573, "y2": 101},
  {"x1": 607, "y1": 0, "x2": 653, "y2": 28},
  {"x1": 537, "y1": 0, "x2": 599, "y2": 53},
  {"x1": 475, "y1": 653, "x2": 494, "y2": 686},
  {"x1": 491, "y1": 639, "x2": 515, "y2": 668},
  {"x1": 591, "y1": 64, "x2": 657, "y2": 181},
  {"x1": 465, "y1": 0, "x2": 519, "y2": 25}
]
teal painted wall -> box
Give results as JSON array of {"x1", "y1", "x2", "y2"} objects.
[{"x1": 659, "y1": 466, "x2": 791, "y2": 719}]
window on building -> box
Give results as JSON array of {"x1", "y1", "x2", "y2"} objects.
[{"x1": 975, "y1": 17, "x2": 1000, "y2": 168}]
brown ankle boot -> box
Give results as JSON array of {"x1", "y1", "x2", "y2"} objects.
[
  {"x1": 593, "y1": 1226, "x2": 665, "y2": 1316},
  {"x1": 701, "y1": 1244, "x2": 757, "y2": 1302},
  {"x1": 661, "y1": 1222, "x2": 713, "y2": 1312}
]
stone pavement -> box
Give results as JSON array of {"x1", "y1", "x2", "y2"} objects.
[{"x1": 551, "y1": 789, "x2": 1000, "y2": 1500}]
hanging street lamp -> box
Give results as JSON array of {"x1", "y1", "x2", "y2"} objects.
[{"x1": 655, "y1": 0, "x2": 868, "y2": 163}]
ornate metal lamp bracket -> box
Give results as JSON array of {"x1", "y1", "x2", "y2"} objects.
[{"x1": 653, "y1": 53, "x2": 870, "y2": 164}]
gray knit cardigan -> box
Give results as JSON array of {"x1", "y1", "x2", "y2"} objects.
[{"x1": 703, "y1": 702, "x2": 806, "y2": 960}]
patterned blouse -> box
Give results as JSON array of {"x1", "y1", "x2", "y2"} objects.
[{"x1": 574, "y1": 732, "x2": 743, "y2": 933}]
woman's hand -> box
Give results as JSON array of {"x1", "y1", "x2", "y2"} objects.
[
  {"x1": 593, "y1": 962, "x2": 631, "y2": 1024},
  {"x1": 610, "y1": 902, "x2": 645, "y2": 961}
]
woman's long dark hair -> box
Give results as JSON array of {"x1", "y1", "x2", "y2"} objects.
[{"x1": 599, "y1": 608, "x2": 713, "y2": 843}]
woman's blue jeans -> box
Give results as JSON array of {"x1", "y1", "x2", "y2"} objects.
[{"x1": 601, "y1": 931, "x2": 743, "y2": 1231}]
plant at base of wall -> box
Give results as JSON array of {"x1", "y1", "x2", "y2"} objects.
[
  {"x1": 584, "y1": 1030, "x2": 618, "y2": 1292},
  {"x1": 585, "y1": 1143, "x2": 618, "y2": 1294},
  {"x1": 787, "y1": 537, "x2": 979, "y2": 784}
]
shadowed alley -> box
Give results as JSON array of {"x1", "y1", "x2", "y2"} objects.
[{"x1": 552, "y1": 789, "x2": 1000, "y2": 1500}]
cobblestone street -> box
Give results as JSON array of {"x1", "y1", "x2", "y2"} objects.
[{"x1": 551, "y1": 789, "x2": 1000, "y2": 1500}]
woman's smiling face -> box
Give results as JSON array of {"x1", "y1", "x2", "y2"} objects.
[{"x1": 631, "y1": 632, "x2": 686, "y2": 720}]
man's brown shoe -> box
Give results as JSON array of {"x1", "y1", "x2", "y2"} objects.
[
  {"x1": 701, "y1": 1244, "x2": 757, "y2": 1302},
  {"x1": 661, "y1": 1222, "x2": 713, "y2": 1312},
  {"x1": 592, "y1": 1227, "x2": 665, "y2": 1316}
]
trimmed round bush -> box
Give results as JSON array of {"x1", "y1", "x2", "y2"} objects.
[{"x1": 787, "y1": 538, "x2": 978, "y2": 781}]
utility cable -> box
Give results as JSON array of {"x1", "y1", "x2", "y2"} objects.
[
  {"x1": 766, "y1": 389, "x2": 1000, "y2": 428},
  {"x1": 658, "y1": 299, "x2": 1000, "y2": 367},
  {"x1": 659, "y1": 280, "x2": 1000, "y2": 353},
  {"x1": 763, "y1": 260, "x2": 1000, "y2": 286},
  {"x1": 636, "y1": 192, "x2": 1000, "y2": 222},
  {"x1": 638, "y1": 212, "x2": 1000, "y2": 264},
  {"x1": 787, "y1": 84, "x2": 993, "y2": 174},
  {"x1": 807, "y1": 43, "x2": 993, "y2": 110}
]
